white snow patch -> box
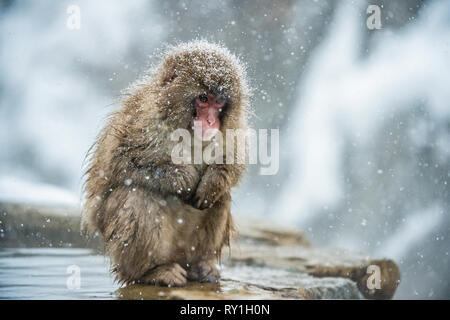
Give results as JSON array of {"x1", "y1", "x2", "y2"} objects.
[
  {"x1": 378, "y1": 205, "x2": 443, "y2": 260},
  {"x1": 275, "y1": 1, "x2": 450, "y2": 225},
  {"x1": 0, "y1": 176, "x2": 79, "y2": 207}
]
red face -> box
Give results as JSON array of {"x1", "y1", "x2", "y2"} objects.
[{"x1": 194, "y1": 93, "x2": 226, "y2": 139}]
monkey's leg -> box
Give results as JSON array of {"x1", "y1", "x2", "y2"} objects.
[
  {"x1": 187, "y1": 260, "x2": 220, "y2": 283},
  {"x1": 187, "y1": 193, "x2": 233, "y2": 283},
  {"x1": 139, "y1": 263, "x2": 187, "y2": 287},
  {"x1": 102, "y1": 187, "x2": 184, "y2": 285}
]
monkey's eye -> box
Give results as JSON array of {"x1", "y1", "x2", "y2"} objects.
[
  {"x1": 199, "y1": 94, "x2": 208, "y2": 103},
  {"x1": 215, "y1": 95, "x2": 226, "y2": 104}
]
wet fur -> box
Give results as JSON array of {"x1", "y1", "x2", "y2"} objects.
[{"x1": 82, "y1": 41, "x2": 250, "y2": 285}]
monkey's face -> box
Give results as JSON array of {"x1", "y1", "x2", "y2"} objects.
[
  {"x1": 153, "y1": 41, "x2": 248, "y2": 138},
  {"x1": 193, "y1": 93, "x2": 227, "y2": 140}
]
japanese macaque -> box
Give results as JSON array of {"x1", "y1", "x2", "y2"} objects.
[{"x1": 82, "y1": 41, "x2": 250, "y2": 286}]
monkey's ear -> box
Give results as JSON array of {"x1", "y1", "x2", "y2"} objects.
[{"x1": 162, "y1": 66, "x2": 178, "y2": 86}]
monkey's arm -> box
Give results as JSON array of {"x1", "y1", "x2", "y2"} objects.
[
  {"x1": 112, "y1": 157, "x2": 200, "y2": 201},
  {"x1": 193, "y1": 163, "x2": 245, "y2": 209}
]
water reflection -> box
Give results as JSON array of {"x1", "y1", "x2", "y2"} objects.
[{"x1": 0, "y1": 248, "x2": 116, "y2": 299}]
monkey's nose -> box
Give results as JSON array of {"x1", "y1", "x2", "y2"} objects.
[{"x1": 207, "y1": 113, "x2": 216, "y2": 126}]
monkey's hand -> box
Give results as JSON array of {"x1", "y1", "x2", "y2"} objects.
[
  {"x1": 193, "y1": 165, "x2": 229, "y2": 209},
  {"x1": 158, "y1": 164, "x2": 199, "y2": 201}
]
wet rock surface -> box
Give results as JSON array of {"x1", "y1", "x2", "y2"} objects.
[{"x1": 0, "y1": 201, "x2": 400, "y2": 299}]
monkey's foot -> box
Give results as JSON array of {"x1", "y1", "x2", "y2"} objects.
[
  {"x1": 141, "y1": 263, "x2": 187, "y2": 287},
  {"x1": 187, "y1": 260, "x2": 220, "y2": 283}
]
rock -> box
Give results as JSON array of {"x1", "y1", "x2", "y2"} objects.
[
  {"x1": 0, "y1": 202, "x2": 101, "y2": 250},
  {"x1": 0, "y1": 201, "x2": 400, "y2": 299},
  {"x1": 116, "y1": 273, "x2": 360, "y2": 300},
  {"x1": 225, "y1": 242, "x2": 400, "y2": 299},
  {"x1": 234, "y1": 218, "x2": 310, "y2": 247}
]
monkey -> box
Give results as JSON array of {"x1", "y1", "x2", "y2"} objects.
[{"x1": 81, "y1": 41, "x2": 251, "y2": 286}]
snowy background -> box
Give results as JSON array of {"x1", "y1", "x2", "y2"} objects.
[{"x1": 0, "y1": 0, "x2": 449, "y2": 299}]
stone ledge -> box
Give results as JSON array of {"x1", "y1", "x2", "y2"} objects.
[{"x1": 0, "y1": 201, "x2": 400, "y2": 299}]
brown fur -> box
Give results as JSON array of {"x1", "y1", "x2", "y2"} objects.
[{"x1": 82, "y1": 41, "x2": 250, "y2": 286}]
